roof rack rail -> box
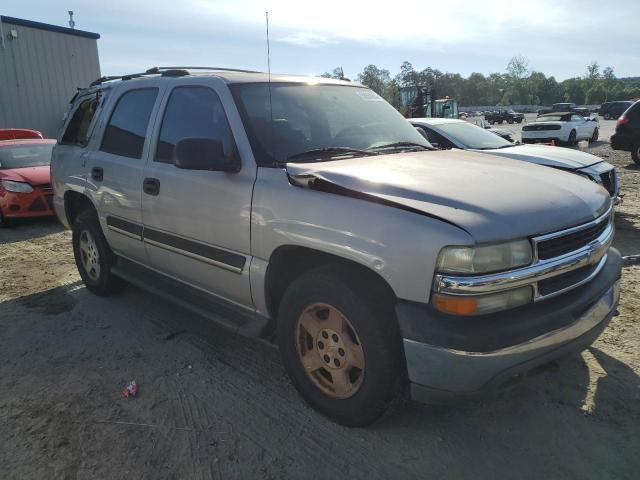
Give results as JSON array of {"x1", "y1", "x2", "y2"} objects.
[
  {"x1": 88, "y1": 66, "x2": 261, "y2": 88},
  {"x1": 147, "y1": 66, "x2": 262, "y2": 74},
  {"x1": 89, "y1": 71, "x2": 156, "y2": 87}
]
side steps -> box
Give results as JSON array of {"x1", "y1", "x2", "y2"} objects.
[{"x1": 111, "y1": 257, "x2": 271, "y2": 338}]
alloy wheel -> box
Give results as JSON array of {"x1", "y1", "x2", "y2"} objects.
[
  {"x1": 295, "y1": 303, "x2": 365, "y2": 399},
  {"x1": 79, "y1": 229, "x2": 101, "y2": 281}
]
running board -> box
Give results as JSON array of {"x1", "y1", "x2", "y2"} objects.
[{"x1": 111, "y1": 257, "x2": 271, "y2": 338}]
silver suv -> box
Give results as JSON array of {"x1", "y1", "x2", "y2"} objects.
[{"x1": 51, "y1": 67, "x2": 622, "y2": 426}]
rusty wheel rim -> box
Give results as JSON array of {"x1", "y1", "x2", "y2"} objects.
[{"x1": 295, "y1": 303, "x2": 365, "y2": 399}]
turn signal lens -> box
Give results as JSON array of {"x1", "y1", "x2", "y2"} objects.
[
  {"x1": 433, "y1": 286, "x2": 533, "y2": 316},
  {"x1": 434, "y1": 295, "x2": 478, "y2": 315}
]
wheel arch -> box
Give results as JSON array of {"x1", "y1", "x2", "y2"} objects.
[
  {"x1": 64, "y1": 190, "x2": 97, "y2": 226},
  {"x1": 263, "y1": 245, "x2": 397, "y2": 322}
]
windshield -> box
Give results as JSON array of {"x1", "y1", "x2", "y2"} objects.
[
  {"x1": 0, "y1": 144, "x2": 53, "y2": 169},
  {"x1": 436, "y1": 122, "x2": 512, "y2": 149},
  {"x1": 231, "y1": 83, "x2": 431, "y2": 165}
]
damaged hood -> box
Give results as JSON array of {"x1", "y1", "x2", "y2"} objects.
[
  {"x1": 479, "y1": 144, "x2": 603, "y2": 169},
  {"x1": 287, "y1": 150, "x2": 611, "y2": 243}
]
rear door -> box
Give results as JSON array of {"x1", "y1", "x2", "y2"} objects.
[
  {"x1": 140, "y1": 78, "x2": 256, "y2": 307},
  {"x1": 87, "y1": 83, "x2": 164, "y2": 262}
]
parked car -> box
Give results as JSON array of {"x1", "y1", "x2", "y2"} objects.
[
  {"x1": 611, "y1": 100, "x2": 640, "y2": 164},
  {"x1": 0, "y1": 138, "x2": 56, "y2": 226},
  {"x1": 462, "y1": 118, "x2": 515, "y2": 142},
  {"x1": 0, "y1": 128, "x2": 43, "y2": 141},
  {"x1": 484, "y1": 109, "x2": 524, "y2": 124},
  {"x1": 599, "y1": 101, "x2": 634, "y2": 120},
  {"x1": 522, "y1": 112, "x2": 599, "y2": 145},
  {"x1": 537, "y1": 103, "x2": 577, "y2": 116},
  {"x1": 411, "y1": 118, "x2": 618, "y2": 202},
  {"x1": 52, "y1": 67, "x2": 621, "y2": 426}
]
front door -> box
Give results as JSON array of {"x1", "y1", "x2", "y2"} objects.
[{"x1": 140, "y1": 79, "x2": 256, "y2": 308}]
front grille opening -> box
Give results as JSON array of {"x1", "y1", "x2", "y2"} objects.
[
  {"x1": 600, "y1": 171, "x2": 615, "y2": 196},
  {"x1": 28, "y1": 198, "x2": 46, "y2": 212},
  {"x1": 537, "y1": 220, "x2": 608, "y2": 260},
  {"x1": 537, "y1": 264, "x2": 597, "y2": 296}
]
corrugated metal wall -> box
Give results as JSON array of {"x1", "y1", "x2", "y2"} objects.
[{"x1": 0, "y1": 19, "x2": 100, "y2": 138}]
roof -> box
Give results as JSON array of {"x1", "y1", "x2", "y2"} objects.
[
  {"x1": 84, "y1": 67, "x2": 359, "y2": 89},
  {"x1": 0, "y1": 15, "x2": 100, "y2": 40}
]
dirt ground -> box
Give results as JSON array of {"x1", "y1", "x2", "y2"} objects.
[{"x1": 1, "y1": 144, "x2": 638, "y2": 480}]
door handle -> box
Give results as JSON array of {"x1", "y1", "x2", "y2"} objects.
[
  {"x1": 91, "y1": 167, "x2": 104, "y2": 181},
  {"x1": 143, "y1": 177, "x2": 160, "y2": 196}
]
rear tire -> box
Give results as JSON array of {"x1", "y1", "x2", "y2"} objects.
[
  {"x1": 632, "y1": 143, "x2": 640, "y2": 165},
  {"x1": 277, "y1": 265, "x2": 404, "y2": 426},
  {"x1": 72, "y1": 209, "x2": 127, "y2": 296},
  {"x1": 0, "y1": 210, "x2": 8, "y2": 228},
  {"x1": 604, "y1": 113, "x2": 611, "y2": 120}
]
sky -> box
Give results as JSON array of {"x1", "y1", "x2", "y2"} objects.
[{"x1": 3, "y1": 0, "x2": 639, "y2": 80}]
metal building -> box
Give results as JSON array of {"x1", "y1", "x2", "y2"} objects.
[{"x1": 0, "y1": 15, "x2": 101, "y2": 138}]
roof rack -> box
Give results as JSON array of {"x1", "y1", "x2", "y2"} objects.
[
  {"x1": 87, "y1": 66, "x2": 262, "y2": 88},
  {"x1": 148, "y1": 66, "x2": 263, "y2": 74}
]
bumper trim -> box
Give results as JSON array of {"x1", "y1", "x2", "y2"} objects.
[{"x1": 404, "y1": 280, "x2": 620, "y2": 398}]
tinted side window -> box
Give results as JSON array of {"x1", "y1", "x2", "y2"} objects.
[
  {"x1": 155, "y1": 87, "x2": 236, "y2": 164},
  {"x1": 61, "y1": 95, "x2": 101, "y2": 146},
  {"x1": 101, "y1": 89, "x2": 158, "y2": 159}
]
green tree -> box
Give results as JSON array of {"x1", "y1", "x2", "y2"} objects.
[
  {"x1": 357, "y1": 65, "x2": 391, "y2": 96},
  {"x1": 320, "y1": 67, "x2": 343, "y2": 79},
  {"x1": 586, "y1": 83, "x2": 607, "y2": 104}
]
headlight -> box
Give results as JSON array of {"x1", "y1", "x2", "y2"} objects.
[
  {"x1": 433, "y1": 286, "x2": 533, "y2": 316},
  {"x1": 1, "y1": 179, "x2": 34, "y2": 193},
  {"x1": 436, "y1": 239, "x2": 532, "y2": 275}
]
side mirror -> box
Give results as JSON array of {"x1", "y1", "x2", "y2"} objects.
[{"x1": 173, "y1": 138, "x2": 240, "y2": 172}]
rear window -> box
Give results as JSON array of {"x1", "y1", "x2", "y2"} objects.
[
  {"x1": 101, "y1": 89, "x2": 158, "y2": 159},
  {"x1": 0, "y1": 144, "x2": 54, "y2": 169},
  {"x1": 625, "y1": 101, "x2": 640, "y2": 120}
]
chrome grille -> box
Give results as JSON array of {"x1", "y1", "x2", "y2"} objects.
[{"x1": 537, "y1": 220, "x2": 609, "y2": 260}]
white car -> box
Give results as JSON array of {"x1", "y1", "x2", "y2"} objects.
[
  {"x1": 410, "y1": 118, "x2": 618, "y2": 202},
  {"x1": 522, "y1": 112, "x2": 599, "y2": 145}
]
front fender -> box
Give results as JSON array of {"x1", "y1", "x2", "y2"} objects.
[{"x1": 251, "y1": 168, "x2": 472, "y2": 306}]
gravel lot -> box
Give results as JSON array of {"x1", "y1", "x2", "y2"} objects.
[{"x1": 1, "y1": 144, "x2": 639, "y2": 479}]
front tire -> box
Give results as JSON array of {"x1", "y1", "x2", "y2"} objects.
[
  {"x1": 604, "y1": 113, "x2": 611, "y2": 120},
  {"x1": 72, "y1": 210, "x2": 127, "y2": 295},
  {"x1": 589, "y1": 128, "x2": 599, "y2": 143},
  {"x1": 277, "y1": 265, "x2": 404, "y2": 426},
  {"x1": 567, "y1": 130, "x2": 577, "y2": 146}
]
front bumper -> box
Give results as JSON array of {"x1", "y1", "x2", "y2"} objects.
[
  {"x1": 0, "y1": 186, "x2": 55, "y2": 219},
  {"x1": 399, "y1": 248, "x2": 622, "y2": 402}
]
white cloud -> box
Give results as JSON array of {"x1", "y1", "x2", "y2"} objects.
[{"x1": 276, "y1": 32, "x2": 337, "y2": 48}]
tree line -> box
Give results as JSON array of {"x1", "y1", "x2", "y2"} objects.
[{"x1": 321, "y1": 57, "x2": 640, "y2": 107}]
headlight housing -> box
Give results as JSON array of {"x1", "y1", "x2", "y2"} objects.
[
  {"x1": 1, "y1": 179, "x2": 34, "y2": 193},
  {"x1": 436, "y1": 239, "x2": 533, "y2": 275}
]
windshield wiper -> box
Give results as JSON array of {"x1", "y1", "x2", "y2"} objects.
[
  {"x1": 368, "y1": 141, "x2": 433, "y2": 152},
  {"x1": 286, "y1": 147, "x2": 377, "y2": 163}
]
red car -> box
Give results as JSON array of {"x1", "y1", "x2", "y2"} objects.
[{"x1": 0, "y1": 138, "x2": 56, "y2": 226}]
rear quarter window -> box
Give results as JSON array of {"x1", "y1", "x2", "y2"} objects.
[{"x1": 61, "y1": 94, "x2": 102, "y2": 146}]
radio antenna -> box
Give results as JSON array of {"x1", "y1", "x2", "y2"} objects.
[{"x1": 265, "y1": 11, "x2": 275, "y2": 164}]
